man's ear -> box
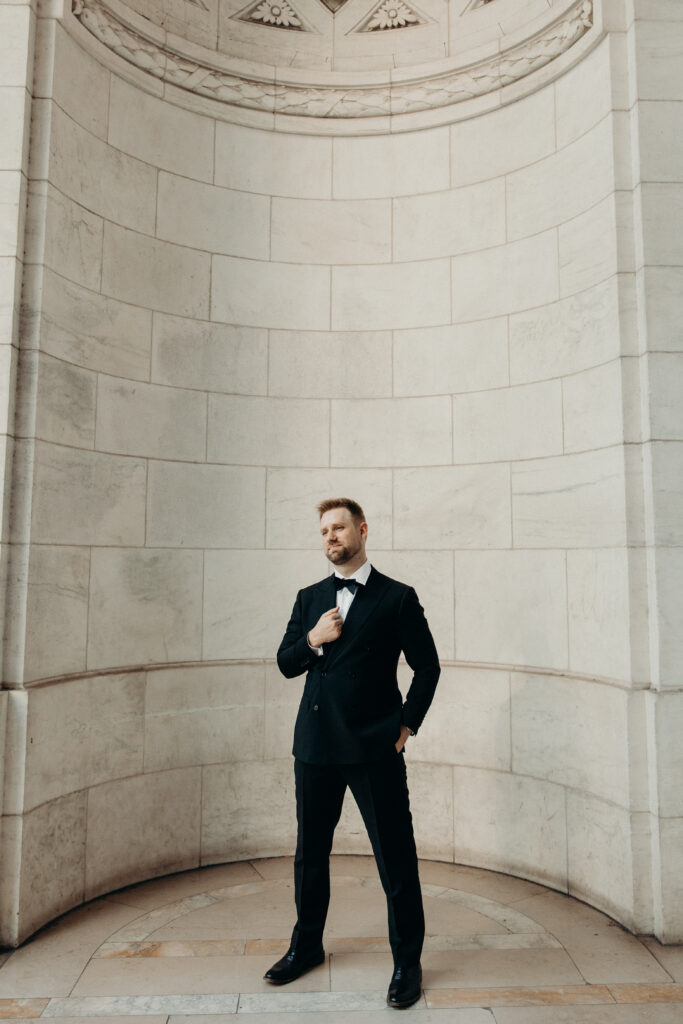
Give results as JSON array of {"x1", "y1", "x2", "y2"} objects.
[{"x1": 360, "y1": 521, "x2": 368, "y2": 538}]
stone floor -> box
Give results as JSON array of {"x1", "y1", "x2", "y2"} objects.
[{"x1": 1, "y1": 856, "x2": 682, "y2": 1024}]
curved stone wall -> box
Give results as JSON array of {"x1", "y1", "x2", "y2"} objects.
[{"x1": 1, "y1": 0, "x2": 682, "y2": 949}]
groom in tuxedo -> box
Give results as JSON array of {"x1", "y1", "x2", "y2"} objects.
[{"x1": 264, "y1": 498, "x2": 440, "y2": 1008}]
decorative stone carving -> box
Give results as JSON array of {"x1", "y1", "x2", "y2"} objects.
[
  {"x1": 318, "y1": 0, "x2": 351, "y2": 11},
  {"x1": 239, "y1": 0, "x2": 304, "y2": 29},
  {"x1": 360, "y1": 0, "x2": 421, "y2": 31},
  {"x1": 71, "y1": 0, "x2": 594, "y2": 119}
]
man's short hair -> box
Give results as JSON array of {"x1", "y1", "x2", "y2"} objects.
[{"x1": 316, "y1": 497, "x2": 366, "y2": 524}]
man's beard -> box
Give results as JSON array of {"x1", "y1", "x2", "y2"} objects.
[{"x1": 325, "y1": 544, "x2": 356, "y2": 565}]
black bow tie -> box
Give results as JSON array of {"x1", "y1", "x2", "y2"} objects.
[{"x1": 334, "y1": 576, "x2": 361, "y2": 595}]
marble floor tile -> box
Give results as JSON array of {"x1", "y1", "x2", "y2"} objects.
[
  {"x1": 417, "y1": 864, "x2": 549, "y2": 905},
  {"x1": 233, "y1": 1012, "x2": 496, "y2": 1022},
  {"x1": 426, "y1": 986, "x2": 614, "y2": 1008},
  {"x1": 328, "y1": 855, "x2": 381, "y2": 880},
  {"x1": 235, "y1": 990, "x2": 405, "y2": 1013},
  {"x1": 510, "y1": 894, "x2": 672, "y2": 983},
  {"x1": 95, "y1": 939, "x2": 246, "y2": 958},
  {"x1": 329, "y1": 951, "x2": 394, "y2": 991},
  {"x1": 71, "y1": 954, "x2": 329, "y2": 996},
  {"x1": 491, "y1": 1007, "x2": 683, "y2": 1023},
  {"x1": 106, "y1": 863, "x2": 262, "y2": 910},
  {"x1": 608, "y1": 984, "x2": 683, "y2": 1003},
  {"x1": 148, "y1": 890, "x2": 297, "y2": 941},
  {"x1": 0, "y1": 902, "x2": 144, "y2": 998},
  {"x1": 247, "y1": 858, "x2": 293, "y2": 880},
  {"x1": 108, "y1": 895, "x2": 219, "y2": 943},
  {"x1": 641, "y1": 939, "x2": 683, "y2": 982},
  {"x1": 0, "y1": 1000, "x2": 49, "y2": 1018},
  {"x1": 421, "y1": 949, "x2": 584, "y2": 988},
  {"x1": 43, "y1": 996, "x2": 239, "y2": 1017}
]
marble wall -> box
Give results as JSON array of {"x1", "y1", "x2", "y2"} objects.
[{"x1": 0, "y1": 0, "x2": 681, "y2": 947}]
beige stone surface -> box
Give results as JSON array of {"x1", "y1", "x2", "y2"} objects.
[
  {"x1": 85, "y1": 768, "x2": 202, "y2": 900},
  {"x1": 208, "y1": 393, "x2": 329, "y2": 467},
  {"x1": 96, "y1": 377, "x2": 207, "y2": 462},
  {"x1": 393, "y1": 179, "x2": 505, "y2": 262},
  {"x1": 24, "y1": 674, "x2": 144, "y2": 810},
  {"x1": 33, "y1": 353, "x2": 96, "y2": 449},
  {"x1": 332, "y1": 258, "x2": 451, "y2": 331},
  {"x1": 202, "y1": 760, "x2": 295, "y2": 862},
  {"x1": 562, "y1": 361, "x2": 624, "y2": 453},
  {"x1": 21, "y1": 545, "x2": 90, "y2": 682},
  {"x1": 151, "y1": 314, "x2": 267, "y2": 395},
  {"x1": 331, "y1": 395, "x2": 452, "y2": 467},
  {"x1": 48, "y1": 24, "x2": 110, "y2": 139},
  {"x1": 30, "y1": 441, "x2": 146, "y2": 546},
  {"x1": 87, "y1": 548, "x2": 203, "y2": 669},
  {"x1": 271, "y1": 197, "x2": 391, "y2": 265},
  {"x1": 215, "y1": 123, "x2": 332, "y2": 199},
  {"x1": 333, "y1": 129, "x2": 449, "y2": 199},
  {"x1": 567, "y1": 549, "x2": 632, "y2": 682},
  {"x1": 268, "y1": 330, "x2": 392, "y2": 399},
  {"x1": 453, "y1": 380, "x2": 563, "y2": 464},
  {"x1": 211, "y1": 256, "x2": 330, "y2": 331},
  {"x1": 27, "y1": 183, "x2": 103, "y2": 292},
  {"x1": 393, "y1": 319, "x2": 508, "y2": 397}
]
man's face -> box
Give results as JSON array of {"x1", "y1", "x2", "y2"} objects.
[{"x1": 320, "y1": 507, "x2": 367, "y2": 567}]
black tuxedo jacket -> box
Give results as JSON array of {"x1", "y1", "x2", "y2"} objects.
[{"x1": 277, "y1": 567, "x2": 441, "y2": 764}]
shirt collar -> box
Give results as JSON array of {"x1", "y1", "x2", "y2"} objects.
[{"x1": 334, "y1": 561, "x2": 372, "y2": 586}]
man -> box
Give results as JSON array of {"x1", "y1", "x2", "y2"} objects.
[{"x1": 264, "y1": 498, "x2": 440, "y2": 1009}]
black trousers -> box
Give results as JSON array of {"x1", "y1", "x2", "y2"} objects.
[{"x1": 290, "y1": 750, "x2": 424, "y2": 967}]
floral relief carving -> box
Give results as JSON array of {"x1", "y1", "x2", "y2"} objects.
[
  {"x1": 246, "y1": 0, "x2": 303, "y2": 29},
  {"x1": 71, "y1": 0, "x2": 594, "y2": 120},
  {"x1": 364, "y1": 0, "x2": 420, "y2": 31}
]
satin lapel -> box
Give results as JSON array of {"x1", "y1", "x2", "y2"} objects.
[{"x1": 323, "y1": 569, "x2": 390, "y2": 671}]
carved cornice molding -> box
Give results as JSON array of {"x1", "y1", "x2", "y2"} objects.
[{"x1": 71, "y1": 0, "x2": 594, "y2": 120}]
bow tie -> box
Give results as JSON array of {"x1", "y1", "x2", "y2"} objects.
[{"x1": 334, "y1": 576, "x2": 361, "y2": 595}]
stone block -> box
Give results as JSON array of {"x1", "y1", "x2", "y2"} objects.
[
  {"x1": 640, "y1": 182, "x2": 683, "y2": 266},
  {"x1": 102, "y1": 223, "x2": 210, "y2": 319},
  {"x1": 1, "y1": 257, "x2": 21, "y2": 346},
  {"x1": 562, "y1": 360, "x2": 624, "y2": 453},
  {"x1": 453, "y1": 380, "x2": 563, "y2": 463},
  {"x1": 22, "y1": 545, "x2": 90, "y2": 683},
  {"x1": 34, "y1": 353, "x2": 96, "y2": 449},
  {"x1": 152, "y1": 313, "x2": 267, "y2": 395},
  {"x1": 567, "y1": 791, "x2": 634, "y2": 925},
  {"x1": 203, "y1": 549, "x2": 324, "y2": 660},
  {"x1": 0, "y1": 87, "x2": 30, "y2": 171},
  {"x1": 559, "y1": 195, "x2": 619, "y2": 298},
  {"x1": 640, "y1": 266, "x2": 683, "y2": 352},
  {"x1": 394, "y1": 319, "x2": 508, "y2": 396},
  {"x1": 96, "y1": 377, "x2": 207, "y2": 461},
  {"x1": 512, "y1": 674, "x2": 630, "y2": 806},
  {"x1": 512, "y1": 447, "x2": 628, "y2": 548},
  {"x1": 147, "y1": 462, "x2": 265, "y2": 548},
  {"x1": 393, "y1": 179, "x2": 505, "y2": 261},
  {"x1": 331, "y1": 395, "x2": 452, "y2": 467},
  {"x1": 156, "y1": 173, "x2": 270, "y2": 259},
  {"x1": 405, "y1": 762, "x2": 454, "y2": 862},
  {"x1": 215, "y1": 122, "x2": 332, "y2": 198},
  {"x1": 31, "y1": 441, "x2": 146, "y2": 546},
  {"x1": 39, "y1": 268, "x2": 152, "y2": 381},
  {"x1": 452, "y1": 231, "x2": 558, "y2": 322},
  {"x1": 638, "y1": 100, "x2": 683, "y2": 182},
  {"x1": 655, "y1": 690, "x2": 683, "y2": 817},
  {"x1": 265, "y1": 660, "x2": 302, "y2": 760},
  {"x1": 27, "y1": 183, "x2": 103, "y2": 292},
  {"x1": 202, "y1": 760, "x2": 295, "y2": 863},
  {"x1": 450, "y1": 87, "x2": 555, "y2": 186},
  {"x1": 50, "y1": 24, "x2": 109, "y2": 139},
  {"x1": 555, "y1": 36, "x2": 613, "y2": 148},
  {"x1": 271, "y1": 197, "x2": 391, "y2": 265},
  {"x1": 648, "y1": 352, "x2": 683, "y2": 439},
  {"x1": 651, "y1": 441, "x2": 683, "y2": 544},
  {"x1": 266, "y1": 467, "x2": 393, "y2": 550},
  {"x1": 49, "y1": 104, "x2": 157, "y2": 235},
  {"x1": 108, "y1": 76, "x2": 214, "y2": 181},
  {"x1": 332, "y1": 128, "x2": 449, "y2": 199},
  {"x1": 332, "y1": 258, "x2": 451, "y2": 331},
  {"x1": 0, "y1": 170, "x2": 24, "y2": 257},
  {"x1": 394, "y1": 464, "x2": 511, "y2": 549},
  {"x1": 654, "y1": 546, "x2": 683, "y2": 688},
  {"x1": 659, "y1": 818, "x2": 683, "y2": 942},
  {"x1": 85, "y1": 768, "x2": 202, "y2": 899},
  {"x1": 454, "y1": 550, "x2": 568, "y2": 670},
  {"x1": 634, "y1": 18, "x2": 683, "y2": 101},
  {"x1": 17, "y1": 792, "x2": 87, "y2": 943},
  {"x1": 415, "y1": 665, "x2": 511, "y2": 771},
  {"x1": 453, "y1": 767, "x2": 567, "y2": 886},
  {"x1": 509, "y1": 278, "x2": 621, "y2": 384},
  {"x1": 87, "y1": 548, "x2": 203, "y2": 669},
  {"x1": 211, "y1": 255, "x2": 330, "y2": 331},
  {"x1": 0, "y1": 6, "x2": 32, "y2": 88},
  {"x1": 144, "y1": 664, "x2": 265, "y2": 771},
  {"x1": 268, "y1": 329, "x2": 392, "y2": 399},
  {"x1": 506, "y1": 117, "x2": 615, "y2": 240},
  {"x1": 24, "y1": 673, "x2": 145, "y2": 810},
  {"x1": 370, "y1": 550, "x2": 454, "y2": 662},
  {"x1": 208, "y1": 393, "x2": 328, "y2": 467}
]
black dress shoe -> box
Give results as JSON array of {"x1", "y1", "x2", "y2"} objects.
[
  {"x1": 263, "y1": 946, "x2": 325, "y2": 984},
  {"x1": 387, "y1": 963, "x2": 422, "y2": 1008}
]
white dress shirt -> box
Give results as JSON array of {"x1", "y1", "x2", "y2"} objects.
[{"x1": 309, "y1": 560, "x2": 372, "y2": 654}]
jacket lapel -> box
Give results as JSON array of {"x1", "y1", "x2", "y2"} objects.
[{"x1": 323, "y1": 568, "x2": 390, "y2": 670}]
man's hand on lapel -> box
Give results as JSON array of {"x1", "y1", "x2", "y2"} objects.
[
  {"x1": 308, "y1": 607, "x2": 343, "y2": 648},
  {"x1": 394, "y1": 725, "x2": 412, "y2": 753}
]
